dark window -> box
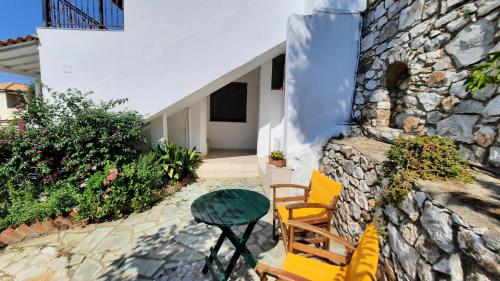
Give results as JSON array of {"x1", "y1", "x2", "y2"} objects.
[
  {"x1": 271, "y1": 54, "x2": 285, "y2": 90},
  {"x1": 210, "y1": 82, "x2": 247, "y2": 122},
  {"x1": 6, "y1": 93, "x2": 24, "y2": 109}
]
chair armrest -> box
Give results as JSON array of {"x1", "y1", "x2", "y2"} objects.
[
  {"x1": 271, "y1": 184, "x2": 310, "y2": 204},
  {"x1": 255, "y1": 262, "x2": 311, "y2": 281},
  {"x1": 271, "y1": 184, "x2": 310, "y2": 190},
  {"x1": 285, "y1": 202, "x2": 333, "y2": 211},
  {"x1": 287, "y1": 220, "x2": 355, "y2": 251}
]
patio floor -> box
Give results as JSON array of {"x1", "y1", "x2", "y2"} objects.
[
  {"x1": 0, "y1": 178, "x2": 284, "y2": 281},
  {"x1": 197, "y1": 149, "x2": 259, "y2": 178}
]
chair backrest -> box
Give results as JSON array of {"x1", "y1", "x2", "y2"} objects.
[
  {"x1": 308, "y1": 170, "x2": 342, "y2": 206},
  {"x1": 344, "y1": 224, "x2": 379, "y2": 281}
]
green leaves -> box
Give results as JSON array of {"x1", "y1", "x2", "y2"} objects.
[
  {"x1": 465, "y1": 51, "x2": 500, "y2": 94},
  {"x1": 76, "y1": 152, "x2": 164, "y2": 221},
  {"x1": 0, "y1": 87, "x2": 148, "y2": 230},
  {"x1": 157, "y1": 141, "x2": 203, "y2": 184},
  {"x1": 270, "y1": 150, "x2": 285, "y2": 160},
  {"x1": 382, "y1": 135, "x2": 473, "y2": 206}
]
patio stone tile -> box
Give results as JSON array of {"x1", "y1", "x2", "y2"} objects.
[
  {"x1": 73, "y1": 227, "x2": 114, "y2": 254},
  {"x1": 134, "y1": 222, "x2": 157, "y2": 234},
  {"x1": 73, "y1": 258, "x2": 102, "y2": 281},
  {"x1": 120, "y1": 257, "x2": 164, "y2": 278},
  {"x1": 0, "y1": 178, "x2": 280, "y2": 280},
  {"x1": 15, "y1": 266, "x2": 47, "y2": 281},
  {"x1": 96, "y1": 231, "x2": 131, "y2": 252}
]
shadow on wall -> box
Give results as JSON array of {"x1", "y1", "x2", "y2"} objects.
[{"x1": 285, "y1": 13, "x2": 361, "y2": 146}]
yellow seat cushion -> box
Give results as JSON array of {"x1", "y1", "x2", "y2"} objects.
[
  {"x1": 344, "y1": 224, "x2": 379, "y2": 281},
  {"x1": 280, "y1": 224, "x2": 379, "y2": 281},
  {"x1": 309, "y1": 170, "x2": 342, "y2": 205},
  {"x1": 276, "y1": 205, "x2": 327, "y2": 223},
  {"x1": 282, "y1": 253, "x2": 345, "y2": 281}
]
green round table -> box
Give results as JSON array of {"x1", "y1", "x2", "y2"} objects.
[{"x1": 191, "y1": 189, "x2": 270, "y2": 281}]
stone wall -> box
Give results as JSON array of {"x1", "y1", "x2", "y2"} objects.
[
  {"x1": 353, "y1": 0, "x2": 500, "y2": 167},
  {"x1": 321, "y1": 137, "x2": 500, "y2": 281}
]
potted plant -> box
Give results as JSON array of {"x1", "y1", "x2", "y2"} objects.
[{"x1": 269, "y1": 150, "x2": 286, "y2": 168}]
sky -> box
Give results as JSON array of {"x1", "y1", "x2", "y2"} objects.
[{"x1": 0, "y1": 0, "x2": 42, "y2": 84}]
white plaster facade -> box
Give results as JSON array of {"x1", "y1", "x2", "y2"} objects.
[{"x1": 34, "y1": 0, "x2": 366, "y2": 183}]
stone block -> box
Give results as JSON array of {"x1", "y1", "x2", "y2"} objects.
[
  {"x1": 445, "y1": 19, "x2": 496, "y2": 67},
  {"x1": 399, "y1": 0, "x2": 424, "y2": 30},
  {"x1": 436, "y1": 114, "x2": 480, "y2": 143},
  {"x1": 473, "y1": 126, "x2": 497, "y2": 147},
  {"x1": 388, "y1": 224, "x2": 420, "y2": 279},
  {"x1": 484, "y1": 95, "x2": 500, "y2": 116},
  {"x1": 488, "y1": 147, "x2": 500, "y2": 167},
  {"x1": 420, "y1": 201, "x2": 454, "y2": 253},
  {"x1": 416, "y1": 92, "x2": 439, "y2": 111},
  {"x1": 453, "y1": 100, "x2": 485, "y2": 114}
]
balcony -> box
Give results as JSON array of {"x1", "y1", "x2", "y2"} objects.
[{"x1": 42, "y1": 0, "x2": 124, "y2": 30}]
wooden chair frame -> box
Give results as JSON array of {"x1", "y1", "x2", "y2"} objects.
[
  {"x1": 256, "y1": 221, "x2": 355, "y2": 281},
  {"x1": 271, "y1": 183, "x2": 339, "y2": 250}
]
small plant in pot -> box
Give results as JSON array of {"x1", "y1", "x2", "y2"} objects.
[{"x1": 269, "y1": 150, "x2": 286, "y2": 168}]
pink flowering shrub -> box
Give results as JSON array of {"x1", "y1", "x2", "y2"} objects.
[
  {"x1": 76, "y1": 152, "x2": 164, "y2": 221},
  {"x1": 0, "y1": 88, "x2": 147, "y2": 229}
]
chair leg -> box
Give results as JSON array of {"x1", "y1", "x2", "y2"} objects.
[
  {"x1": 280, "y1": 220, "x2": 288, "y2": 252},
  {"x1": 323, "y1": 223, "x2": 331, "y2": 250},
  {"x1": 272, "y1": 216, "x2": 277, "y2": 240}
]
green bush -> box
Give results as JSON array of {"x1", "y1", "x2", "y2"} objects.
[
  {"x1": 2, "y1": 89, "x2": 146, "y2": 190},
  {"x1": 0, "y1": 88, "x2": 149, "y2": 229},
  {"x1": 0, "y1": 184, "x2": 78, "y2": 229},
  {"x1": 157, "y1": 141, "x2": 204, "y2": 184},
  {"x1": 382, "y1": 135, "x2": 473, "y2": 206},
  {"x1": 76, "y1": 152, "x2": 164, "y2": 221}
]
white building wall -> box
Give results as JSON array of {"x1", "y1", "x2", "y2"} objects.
[
  {"x1": 257, "y1": 60, "x2": 285, "y2": 157},
  {"x1": 37, "y1": 0, "x2": 305, "y2": 119},
  {"x1": 284, "y1": 12, "x2": 362, "y2": 184},
  {"x1": 167, "y1": 110, "x2": 188, "y2": 148},
  {"x1": 149, "y1": 115, "x2": 165, "y2": 147},
  {"x1": 0, "y1": 93, "x2": 19, "y2": 122},
  {"x1": 207, "y1": 68, "x2": 260, "y2": 150},
  {"x1": 188, "y1": 98, "x2": 208, "y2": 155}
]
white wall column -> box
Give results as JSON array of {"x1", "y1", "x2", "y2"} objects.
[
  {"x1": 188, "y1": 98, "x2": 208, "y2": 155},
  {"x1": 162, "y1": 111, "x2": 168, "y2": 143},
  {"x1": 257, "y1": 59, "x2": 285, "y2": 157}
]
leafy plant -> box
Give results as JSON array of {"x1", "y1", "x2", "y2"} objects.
[
  {"x1": 76, "y1": 152, "x2": 164, "y2": 221},
  {"x1": 159, "y1": 142, "x2": 183, "y2": 182},
  {"x1": 0, "y1": 184, "x2": 78, "y2": 229},
  {"x1": 270, "y1": 150, "x2": 285, "y2": 160},
  {"x1": 465, "y1": 51, "x2": 500, "y2": 93},
  {"x1": 1, "y1": 89, "x2": 146, "y2": 192},
  {"x1": 382, "y1": 135, "x2": 473, "y2": 206},
  {"x1": 0, "y1": 87, "x2": 149, "y2": 230},
  {"x1": 157, "y1": 141, "x2": 203, "y2": 184}
]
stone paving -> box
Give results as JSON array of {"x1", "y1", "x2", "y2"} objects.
[{"x1": 0, "y1": 178, "x2": 285, "y2": 281}]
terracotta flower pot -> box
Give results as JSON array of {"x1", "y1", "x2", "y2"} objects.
[{"x1": 269, "y1": 157, "x2": 286, "y2": 168}]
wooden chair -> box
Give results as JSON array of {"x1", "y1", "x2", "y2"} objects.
[
  {"x1": 256, "y1": 222, "x2": 380, "y2": 281},
  {"x1": 272, "y1": 170, "x2": 342, "y2": 249}
]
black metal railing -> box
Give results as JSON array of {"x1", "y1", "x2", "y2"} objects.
[{"x1": 42, "y1": 0, "x2": 124, "y2": 30}]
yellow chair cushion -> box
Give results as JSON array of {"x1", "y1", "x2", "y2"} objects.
[
  {"x1": 282, "y1": 253, "x2": 345, "y2": 281},
  {"x1": 280, "y1": 224, "x2": 379, "y2": 281},
  {"x1": 276, "y1": 205, "x2": 327, "y2": 223},
  {"x1": 344, "y1": 224, "x2": 379, "y2": 281},
  {"x1": 309, "y1": 170, "x2": 342, "y2": 205}
]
